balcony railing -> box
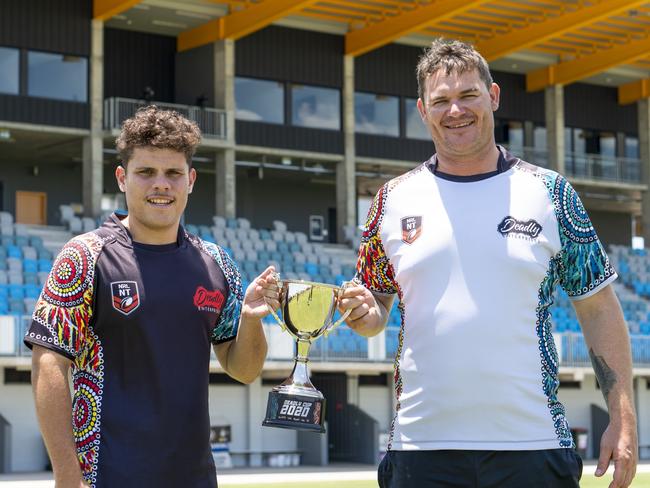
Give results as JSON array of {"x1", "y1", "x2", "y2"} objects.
[
  {"x1": 103, "y1": 97, "x2": 227, "y2": 140},
  {"x1": 508, "y1": 146, "x2": 642, "y2": 185},
  {"x1": 3, "y1": 318, "x2": 650, "y2": 368}
]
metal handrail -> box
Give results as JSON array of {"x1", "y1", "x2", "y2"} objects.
[
  {"x1": 4, "y1": 317, "x2": 650, "y2": 367},
  {"x1": 103, "y1": 97, "x2": 227, "y2": 139},
  {"x1": 506, "y1": 145, "x2": 642, "y2": 184}
]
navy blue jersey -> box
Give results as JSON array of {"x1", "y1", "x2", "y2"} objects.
[{"x1": 25, "y1": 214, "x2": 243, "y2": 488}]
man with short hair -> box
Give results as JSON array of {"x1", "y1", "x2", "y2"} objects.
[
  {"x1": 26, "y1": 106, "x2": 278, "y2": 488},
  {"x1": 340, "y1": 39, "x2": 637, "y2": 488}
]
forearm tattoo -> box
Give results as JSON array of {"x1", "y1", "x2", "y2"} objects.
[{"x1": 589, "y1": 348, "x2": 617, "y2": 404}]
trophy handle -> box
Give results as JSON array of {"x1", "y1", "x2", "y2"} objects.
[
  {"x1": 263, "y1": 272, "x2": 287, "y2": 332},
  {"x1": 324, "y1": 280, "x2": 355, "y2": 337}
]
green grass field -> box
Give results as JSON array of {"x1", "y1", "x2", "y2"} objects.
[{"x1": 221, "y1": 472, "x2": 650, "y2": 488}]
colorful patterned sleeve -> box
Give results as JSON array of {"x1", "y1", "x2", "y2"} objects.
[
  {"x1": 202, "y1": 242, "x2": 243, "y2": 344},
  {"x1": 24, "y1": 235, "x2": 102, "y2": 359},
  {"x1": 354, "y1": 184, "x2": 399, "y2": 295},
  {"x1": 551, "y1": 175, "x2": 617, "y2": 300}
]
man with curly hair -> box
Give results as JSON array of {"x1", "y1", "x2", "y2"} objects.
[
  {"x1": 25, "y1": 106, "x2": 277, "y2": 488},
  {"x1": 340, "y1": 39, "x2": 637, "y2": 487}
]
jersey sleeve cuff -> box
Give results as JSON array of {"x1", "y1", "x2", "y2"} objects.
[
  {"x1": 568, "y1": 272, "x2": 618, "y2": 302},
  {"x1": 23, "y1": 336, "x2": 76, "y2": 361}
]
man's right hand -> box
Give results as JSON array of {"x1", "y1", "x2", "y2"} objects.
[{"x1": 338, "y1": 284, "x2": 393, "y2": 337}]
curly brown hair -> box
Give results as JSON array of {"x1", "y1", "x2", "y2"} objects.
[
  {"x1": 115, "y1": 105, "x2": 202, "y2": 166},
  {"x1": 416, "y1": 38, "x2": 493, "y2": 101}
]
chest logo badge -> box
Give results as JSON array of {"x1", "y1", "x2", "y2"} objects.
[
  {"x1": 111, "y1": 281, "x2": 140, "y2": 315},
  {"x1": 401, "y1": 216, "x2": 423, "y2": 244},
  {"x1": 497, "y1": 216, "x2": 543, "y2": 240},
  {"x1": 194, "y1": 286, "x2": 225, "y2": 313}
]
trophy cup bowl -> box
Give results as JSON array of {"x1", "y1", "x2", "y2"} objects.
[{"x1": 263, "y1": 278, "x2": 351, "y2": 433}]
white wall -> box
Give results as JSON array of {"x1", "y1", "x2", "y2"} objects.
[
  {"x1": 359, "y1": 385, "x2": 391, "y2": 433},
  {"x1": 208, "y1": 384, "x2": 248, "y2": 452},
  {"x1": 0, "y1": 371, "x2": 49, "y2": 472}
]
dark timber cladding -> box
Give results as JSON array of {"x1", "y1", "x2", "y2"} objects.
[
  {"x1": 355, "y1": 43, "x2": 421, "y2": 97},
  {"x1": 236, "y1": 26, "x2": 343, "y2": 87},
  {"x1": 565, "y1": 83, "x2": 637, "y2": 134},
  {"x1": 493, "y1": 72, "x2": 544, "y2": 124},
  {"x1": 0, "y1": 0, "x2": 90, "y2": 55},
  {"x1": 0, "y1": 95, "x2": 89, "y2": 128},
  {"x1": 175, "y1": 43, "x2": 215, "y2": 107},
  {"x1": 235, "y1": 26, "x2": 344, "y2": 153},
  {"x1": 104, "y1": 28, "x2": 176, "y2": 103}
]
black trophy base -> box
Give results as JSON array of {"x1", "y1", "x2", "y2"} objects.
[{"x1": 263, "y1": 390, "x2": 326, "y2": 433}]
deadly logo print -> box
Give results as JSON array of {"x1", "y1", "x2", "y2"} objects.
[
  {"x1": 193, "y1": 286, "x2": 225, "y2": 313},
  {"x1": 111, "y1": 281, "x2": 140, "y2": 315},
  {"x1": 401, "y1": 216, "x2": 422, "y2": 244}
]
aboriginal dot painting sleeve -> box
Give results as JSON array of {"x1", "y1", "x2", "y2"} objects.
[
  {"x1": 355, "y1": 184, "x2": 399, "y2": 295},
  {"x1": 25, "y1": 234, "x2": 102, "y2": 359},
  {"x1": 202, "y1": 241, "x2": 244, "y2": 344},
  {"x1": 551, "y1": 175, "x2": 617, "y2": 298}
]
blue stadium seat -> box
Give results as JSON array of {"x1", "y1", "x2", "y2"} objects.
[
  {"x1": 9, "y1": 299, "x2": 24, "y2": 315},
  {"x1": 7, "y1": 245, "x2": 21, "y2": 258},
  {"x1": 304, "y1": 263, "x2": 319, "y2": 275},
  {"x1": 23, "y1": 259, "x2": 38, "y2": 273},
  {"x1": 29, "y1": 236, "x2": 44, "y2": 248},
  {"x1": 37, "y1": 259, "x2": 53, "y2": 272},
  {"x1": 23, "y1": 273, "x2": 39, "y2": 285},
  {"x1": 226, "y1": 218, "x2": 238, "y2": 229},
  {"x1": 259, "y1": 229, "x2": 271, "y2": 241},
  {"x1": 9, "y1": 284, "x2": 24, "y2": 300},
  {"x1": 38, "y1": 249, "x2": 53, "y2": 260},
  {"x1": 24, "y1": 284, "x2": 42, "y2": 299}
]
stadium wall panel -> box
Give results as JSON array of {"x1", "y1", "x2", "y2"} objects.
[
  {"x1": 493, "y1": 71, "x2": 545, "y2": 124},
  {"x1": 235, "y1": 121, "x2": 343, "y2": 154},
  {"x1": 0, "y1": 374, "x2": 49, "y2": 472},
  {"x1": 588, "y1": 210, "x2": 632, "y2": 247},
  {"x1": 235, "y1": 26, "x2": 343, "y2": 88},
  {"x1": 235, "y1": 167, "x2": 336, "y2": 235},
  {"x1": 1, "y1": 160, "x2": 82, "y2": 225},
  {"x1": 185, "y1": 164, "x2": 217, "y2": 226},
  {"x1": 355, "y1": 44, "x2": 421, "y2": 97},
  {"x1": 0, "y1": 0, "x2": 90, "y2": 55},
  {"x1": 104, "y1": 28, "x2": 176, "y2": 103},
  {"x1": 175, "y1": 43, "x2": 215, "y2": 107},
  {"x1": 0, "y1": 95, "x2": 89, "y2": 128},
  {"x1": 355, "y1": 134, "x2": 433, "y2": 162},
  {"x1": 565, "y1": 83, "x2": 637, "y2": 134}
]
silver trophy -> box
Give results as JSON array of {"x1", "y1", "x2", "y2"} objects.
[{"x1": 263, "y1": 277, "x2": 351, "y2": 432}]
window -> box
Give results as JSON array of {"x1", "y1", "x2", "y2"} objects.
[
  {"x1": 404, "y1": 98, "x2": 429, "y2": 140},
  {"x1": 291, "y1": 84, "x2": 340, "y2": 130},
  {"x1": 235, "y1": 77, "x2": 284, "y2": 124},
  {"x1": 599, "y1": 132, "x2": 616, "y2": 158},
  {"x1": 28, "y1": 51, "x2": 87, "y2": 102},
  {"x1": 533, "y1": 126, "x2": 546, "y2": 149},
  {"x1": 0, "y1": 47, "x2": 19, "y2": 95},
  {"x1": 355, "y1": 92, "x2": 399, "y2": 136},
  {"x1": 625, "y1": 136, "x2": 639, "y2": 159}
]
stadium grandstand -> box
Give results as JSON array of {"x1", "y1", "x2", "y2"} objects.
[{"x1": 1, "y1": 0, "x2": 650, "y2": 476}]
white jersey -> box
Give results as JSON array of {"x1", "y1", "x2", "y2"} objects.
[{"x1": 355, "y1": 147, "x2": 616, "y2": 451}]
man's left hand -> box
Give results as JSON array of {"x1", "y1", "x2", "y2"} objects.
[
  {"x1": 595, "y1": 421, "x2": 637, "y2": 488},
  {"x1": 242, "y1": 266, "x2": 280, "y2": 319}
]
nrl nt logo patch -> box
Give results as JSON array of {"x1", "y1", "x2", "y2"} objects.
[
  {"x1": 111, "y1": 281, "x2": 140, "y2": 315},
  {"x1": 401, "y1": 216, "x2": 422, "y2": 244}
]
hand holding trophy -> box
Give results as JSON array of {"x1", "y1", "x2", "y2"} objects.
[{"x1": 262, "y1": 274, "x2": 352, "y2": 432}]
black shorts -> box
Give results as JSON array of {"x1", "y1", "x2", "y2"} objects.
[{"x1": 378, "y1": 449, "x2": 583, "y2": 488}]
